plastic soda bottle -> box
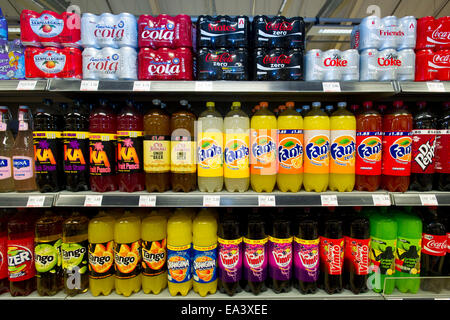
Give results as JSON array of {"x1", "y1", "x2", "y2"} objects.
[
  {"x1": 223, "y1": 101, "x2": 250, "y2": 192},
  {"x1": 192, "y1": 213, "x2": 218, "y2": 296},
  {"x1": 329, "y1": 102, "x2": 356, "y2": 192},
  {"x1": 197, "y1": 102, "x2": 224, "y2": 192},
  {"x1": 250, "y1": 102, "x2": 277, "y2": 192},
  {"x1": 0, "y1": 106, "x2": 14, "y2": 192},
  {"x1": 434, "y1": 102, "x2": 450, "y2": 191},
  {"x1": 303, "y1": 102, "x2": 330, "y2": 192},
  {"x1": 114, "y1": 214, "x2": 141, "y2": 297},
  {"x1": 88, "y1": 213, "x2": 115, "y2": 296},
  {"x1": 141, "y1": 215, "x2": 168, "y2": 294},
  {"x1": 167, "y1": 211, "x2": 193, "y2": 296},
  {"x1": 277, "y1": 101, "x2": 304, "y2": 192}
]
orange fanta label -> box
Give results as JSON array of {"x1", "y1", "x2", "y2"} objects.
[
  {"x1": 304, "y1": 130, "x2": 330, "y2": 174},
  {"x1": 278, "y1": 129, "x2": 303, "y2": 174},
  {"x1": 330, "y1": 130, "x2": 356, "y2": 174},
  {"x1": 250, "y1": 129, "x2": 277, "y2": 175}
]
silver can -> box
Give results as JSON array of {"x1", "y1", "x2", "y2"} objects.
[
  {"x1": 341, "y1": 49, "x2": 360, "y2": 81},
  {"x1": 360, "y1": 48, "x2": 379, "y2": 81},
  {"x1": 380, "y1": 16, "x2": 399, "y2": 50},
  {"x1": 377, "y1": 48, "x2": 399, "y2": 81},
  {"x1": 397, "y1": 48, "x2": 415, "y2": 81},
  {"x1": 81, "y1": 13, "x2": 99, "y2": 48},
  {"x1": 118, "y1": 13, "x2": 138, "y2": 48},
  {"x1": 322, "y1": 49, "x2": 342, "y2": 81},
  {"x1": 351, "y1": 25, "x2": 360, "y2": 50},
  {"x1": 101, "y1": 47, "x2": 120, "y2": 80},
  {"x1": 359, "y1": 15, "x2": 381, "y2": 51},
  {"x1": 398, "y1": 16, "x2": 417, "y2": 50},
  {"x1": 97, "y1": 13, "x2": 117, "y2": 48},
  {"x1": 82, "y1": 47, "x2": 99, "y2": 79},
  {"x1": 304, "y1": 49, "x2": 323, "y2": 81},
  {"x1": 119, "y1": 47, "x2": 138, "y2": 80}
]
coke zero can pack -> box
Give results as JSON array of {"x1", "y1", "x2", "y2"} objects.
[
  {"x1": 304, "y1": 49, "x2": 359, "y2": 81},
  {"x1": 197, "y1": 47, "x2": 248, "y2": 80},
  {"x1": 82, "y1": 47, "x2": 137, "y2": 80},
  {"x1": 252, "y1": 15, "x2": 305, "y2": 49},
  {"x1": 254, "y1": 48, "x2": 303, "y2": 81},
  {"x1": 416, "y1": 16, "x2": 450, "y2": 51},
  {"x1": 138, "y1": 47, "x2": 193, "y2": 80},
  {"x1": 360, "y1": 48, "x2": 415, "y2": 81},
  {"x1": 197, "y1": 15, "x2": 250, "y2": 48},
  {"x1": 415, "y1": 49, "x2": 450, "y2": 81}
]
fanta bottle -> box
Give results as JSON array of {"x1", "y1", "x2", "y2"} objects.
[
  {"x1": 167, "y1": 211, "x2": 193, "y2": 296},
  {"x1": 329, "y1": 102, "x2": 356, "y2": 192},
  {"x1": 114, "y1": 215, "x2": 141, "y2": 297},
  {"x1": 88, "y1": 213, "x2": 115, "y2": 296},
  {"x1": 250, "y1": 102, "x2": 277, "y2": 192},
  {"x1": 224, "y1": 102, "x2": 250, "y2": 192},
  {"x1": 141, "y1": 215, "x2": 167, "y2": 294},
  {"x1": 303, "y1": 102, "x2": 330, "y2": 192},
  {"x1": 197, "y1": 102, "x2": 223, "y2": 192},
  {"x1": 192, "y1": 214, "x2": 218, "y2": 296},
  {"x1": 277, "y1": 101, "x2": 303, "y2": 192}
]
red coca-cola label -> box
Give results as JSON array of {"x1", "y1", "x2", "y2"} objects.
[
  {"x1": 266, "y1": 21, "x2": 293, "y2": 32},
  {"x1": 422, "y1": 233, "x2": 447, "y2": 256},
  {"x1": 435, "y1": 130, "x2": 450, "y2": 173},
  {"x1": 0, "y1": 235, "x2": 7, "y2": 279},
  {"x1": 320, "y1": 237, "x2": 344, "y2": 275},
  {"x1": 7, "y1": 237, "x2": 35, "y2": 282},
  {"x1": 344, "y1": 237, "x2": 370, "y2": 275},
  {"x1": 411, "y1": 130, "x2": 436, "y2": 174},
  {"x1": 417, "y1": 17, "x2": 450, "y2": 50},
  {"x1": 263, "y1": 54, "x2": 292, "y2": 65},
  {"x1": 206, "y1": 52, "x2": 233, "y2": 63},
  {"x1": 138, "y1": 48, "x2": 193, "y2": 80},
  {"x1": 323, "y1": 56, "x2": 347, "y2": 67},
  {"x1": 378, "y1": 53, "x2": 402, "y2": 67},
  {"x1": 381, "y1": 132, "x2": 412, "y2": 176},
  {"x1": 356, "y1": 131, "x2": 382, "y2": 175}
]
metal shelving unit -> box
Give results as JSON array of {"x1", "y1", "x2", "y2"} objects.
[{"x1": 0, "y1": 192, "x2": 56, "y2": 208}]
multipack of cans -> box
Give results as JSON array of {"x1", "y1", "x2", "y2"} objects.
[
  {"x1": 82, "y1": 47, "x2": 137, "y2": 80},
  {"x1": 138, "y1": 47, "x2": 193, "y2": 80},
  {"x1": 360, "y1": 48, "x2": 415, "y2": 81},
  {"x1": 197, "y1": 47, "x2": 247, "y2": 80},
  {"x1": 197, "y1": 15, "x2": 250, "y2": 48},
  {"x1": 304, "y1": 49, "x2": 359, "y2": 81},
  {"x1": 254, "y1": 48, "x2": 303, "y2": 81}
]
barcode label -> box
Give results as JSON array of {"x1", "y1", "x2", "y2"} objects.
[
  {"x1": 372, "y1": 194, "x2": 391, "y2": 206},
  {"x1": 177, "y1": 152, "x2": 186, "y2": 161},
  {"x1": 419, "y1": 194, "x2": 438, "y2": 206},
  {"x1": 195, "y1": 81, "x2": 213, "y2": 91},
  {"x1": 427, "y1": 82, "x2": 445, "y2": 92},
  {"x1": 139, "y1": 195, "x2": 156, "y2": 207},
  {"x1": 17, "y1": 80, "x2": 37, "y2": 90},
  {"x1": 203, "y1": 195, "x2": 220, "y2": 207},
  {"x1": 133, "y1": 81, "x2": 151, "y2": 91},
  {"x1": 80, "y1": 80, "x2": 99, "y2": 91},
  {"x1": 27, "y1": 195, "x2": 45, "y2": 207},
  {"x1": 153, "y1": 152, "x2": 163, "y2": 160},
  {"x1": 321, "y1": 195, "x2": 338, "y2": 206},
  {"x1": 258, "y1": 195, "x2": 276, "y2": 207},
  {"x1": 322, "y1": 82, "x2": 341, "y2": 92},
  {"x1": 84, "y1": 195, "x2": 103, "y2": 206}
]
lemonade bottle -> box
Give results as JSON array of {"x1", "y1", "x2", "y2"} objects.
[
  {"x1": 329, "y1": 102, "x2": 356, "y2": 192},
  {"x1": 277, "y1": 101, "x2": 303, "y2": 192},
  {"x1": 303, "y1": 102, "x2": 330, "y2": 192},
  {"x1": 114, "y1": 215, "x2": 141, "y2": 297},
  {"x1": 141, "y1": 215, "x2": 167, "y2": 294},
  {"x1": 167, "y1": 211, "x2": 193, "y2": 296},
  {"x1": 250, "y1": 102, "x2": 277, "y2": 192},
  {"x1": 192, "y1": 214, "x2": 218, "y2": 297},
  {"x1": 224, "y1": 102, "x2": 250, "y2": 192},
  {"x1": 197, "y1": 102, "x2": 223, "y2": 192},
  {"x1": 88, "y1": 213, "x2": 115, "y2": 296}
]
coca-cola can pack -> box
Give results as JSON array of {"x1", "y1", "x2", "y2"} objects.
[
  {"x1": 20, "y1": 10, "x2": 81, "y2": 47},
  {"x1": 416, "y1": 16, "x2": 450, "y2": 51},
  {"x1": 252, "y1": 15, "x2": 305, "y2": 49},
  {"x1": 25, "y1": 46, "x2": 82, "y2": 79},
  {"x1": 254, "y1": 48, "x2": 303, "y2": 81},
  {"x1": 81, "y1": 12, "x2": 138, "y2": 49},
  {"x1": 197, "y1": 15, "x2": 250, "y2": 48},
  {"x1": 415, "y1": 49, "x2": 450, "y2": 81},
  {"x1": 304, "y1": 49, "x2": 359, "y2": 81},
  {"x1": 138, "y1": 14, "x2": 192, "y2": 49},
  {"x1": 82, "y1": 47, "x2": 137, "y2": 80},
  {"x1": 197, "y1": 47, "x2": 248, "y2": 80},
  {"x1": 360, "y1": 48, "x2": 415, "y2": 81},
  {"x1": 138, "y1": 47, "x2": 193, "y2": 80}
]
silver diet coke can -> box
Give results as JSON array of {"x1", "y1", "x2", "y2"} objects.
[
  {"x1": 397, "y1": 48, "x2": 415, "y2": 81},
  {"x1": 360, "y1": 48, "x2": 379, "y2": 81},
  {"x1": 359, "y1": 15, "x2": 381, "y2": 51},
  {"x1": 341, "y1": 49, "x2": 359, "y2": 81},
  {"x1": 398, "y1": 16, "x2": 417, "y2": 50},
  {"x1": 322, "y1": 49, "x2": 343, "y2": 81},
  {"x1": 377, "y1": 48, "x2": 399, "y2": 81},
  {"x1": 380, "y1": 16, "x2": 400, "y2": 50},
  {"x1": 304, "y1": 49, "x2": 323, "y2": 81}
]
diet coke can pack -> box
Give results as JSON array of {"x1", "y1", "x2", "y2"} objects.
[
  {"x1": 81, "y1": 13, "x2": 138, "y2": 49},
  {"x1": 138, "y1": 47, "x2": 193, "y2": 80},
  {"x1": 82, "y1": 47, "x2": 137, "y2": 80},
  {"x1": 360, "y1": 48, "x2": 415, "y2": 81},
  {"x1": 254, "y1": 48, "x2": 303, "y2": 81},
  {"x1": 197, "y1": 48, "x2": 248, "y2": 80},
  {"x1": 138, "y1": 14, "x2": 192, "y2": 49},
  {"x1": 20, "y1": 10, "x2": 81, "y2": 47},
  {"x1": 25, "y1": 46, "x2": 82, "y2": 79},
  {"x1": 252, "y1": 15, "x2": 305, "y2": 49},
  {"x1": 416, "y1": 16, "x2": 450, "y2": 51},
  {"x1": 415, "y1": 49, "x2": 450, "y2": 81},
  {"x1": 197, "y1": 15, "x2": 250, "y2": 48},
  {"x1": 304, "y1": 49, "x2": 359, "y2": 81}
]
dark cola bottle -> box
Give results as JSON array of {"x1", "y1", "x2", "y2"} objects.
[
  {"x1": 252, "y1": 15, "x2": 305, "y2": 49},
  {"x1": 197, "y1": 15, "x2": 250, "y2": 48},
  {"x1": 197, "y1": 47, "x2": 248, "y2": 80},
  {"x1": 253, "y1": 48, "x2": 303, "y2": 81},
  {"x1": 410, "y1": 101, "x2": 437, "y2": 191},
  {"x1": 268, "y1": 217, "x2": 292, "y2": 293},
  {"x1": 434, "y1": 102, "x2": 450, "y2": 191}
]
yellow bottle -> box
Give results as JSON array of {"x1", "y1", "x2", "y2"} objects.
[
  {"x1": 250, "y1": 102, "x2": 277, "y2": 192},
  {"x1": 329, "y1": 102, "x2": 356, "y2": 192},
  {"x1": 142, "y1": 215, "x2": 168, "y2": 294},
  {"x1": 114, "y1": 215, "x2": 141, "y2": 297},
  {"x1": 196, "y1": 207, "x2": 218, "y2": 220},
  {"x1": 303, "y1": 102, "x2": 330, "y2": 192},
  {"x1": 167, "y1": 211, "x2": 193, "y2": 296},
  {"x1": 277, "y1": 101, "x2": 304, "y2": 192}
]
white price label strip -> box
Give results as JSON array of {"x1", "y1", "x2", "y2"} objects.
[
  {"x1": 322, "y1": 82, "x2": 341, "y2": 92},
  {"x1": 80, "y1": 80, "x2": 99, "y2": 91},
  {"x1": 258, "y1": 195, "x2": 276, "y2": 207},
  {"x1": 195, "y1": 81, "x2": 213, "y2": 91},
  {"x1": 139, "y1": 195, "x2": 156, "y2": 207},
  {"x1": 426, "y1": 82, "x2": 445, "y2": 92},
  {"x1": 321, "y1": 194, "x2": 338, "y2": 206},
  {"x1": 16, "y1": 80, "x2": 37, "y2": 90},
  {"x1": 372, "y1": 194, "x2": 391, "y2": 206},
  {"x1": 84, "y1": 195, "x2": 103, "y2": 207},
  {"x1": 419, "y1": 194, "x2": 438, "y2": 206},
  {"x1": 27, "y1": 195, "x2": 45, "y2": 207},
  {"x1": 133, "y1": 81, "x2": 151, "y2": 91},
  {"x1": 203, "y1": 195, "x2": 220, "y2": 207}
]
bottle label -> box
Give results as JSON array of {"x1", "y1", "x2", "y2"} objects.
[
  {"x1": 369, "y1": 237, "x2": 396, "y2": 276},
  {"x1": 117, "y1": 131, "x2": 143, "y2": 173},
  {"x1": 395, "y1": 237, "x2": 421, "y2": 274},
  {"x1": 381, "y1": 131, "x2": 412, "y2": 176},
  {"x1": 268, "y1": 236, "x2": 293, "y2": 281},
  {"x1": 293, "y1": 237, "x2": 319, "y2": 282},
  {"x1": 224, "y1": 133, "x2": 250, "y2": 179},
  {"x1": 344, "y1": 236, "x2": 370, "y2": 276},
  {"x1": 243, "y1": 237, "x2": 268, "y2": 282},
  {"x1": 61, "y1": 240, "x2": 88, "y2": 276},
  {"x1": 330, "y1": 130, "x2": 356, "y2": 174},
  {"x1": 33, "y1": 131, "x2": 61, "y2": 174},
  {"x1": 143, "y1": 135, "x2": 170, "y2": 173},
  {"x1": 0, "y1": 156, "x2": 11, "y2": 180},
  {"x1": 355, "y1": 132, "x2": 382, "y2": 175},
  {"x1": 421, "y1": 233, "x2": 447, "y2": 256},
  {"x1": 141, "y1": 239, "x2": 167, "y2": 277},
  {"x1": 435, "y1": 130, "x2": 450, "y2": 173},
  {"x1": 218, "y1": 237, "x2": 242, "y2": 283},
  {"x1": 171, "y1": 135, "x2": 196, "y2": 173},
  {"x1": 411, "y1": 130, "x2": 436, "y2": 174},
  {"x1": 35, "y1": 238, "x2": 62, "y2": 274},
  {"x1": 8, "y1": 237, "x2": 36, "y2": 282},
  {"x1": 12, "y1": 156, "x2": 34, "y2": 180},
  {"x1": 304, "y1": 130, "x2": 330, "y2": 174},
  {"x1": 319, "y1": 237, "x2": 344, "y2": 275},
  {"x1": 114, "y1": 241, "x2": 141, "y2": 279},
  {"x1": 250, "y1": 129, "x2": 277, "y2": 175},
  {"x1": 63, "y1": 131, "x2": 89, "y2": 174},
  {"x1": 197, "y1": 132, "x2": 223, "y2": 178},
  {"x1": 167, "y1": 244, "x2": 192, "y2": 283},
  {"x1": 193, "y1": 244, "x2": 217, "y2": 284},
  {"x1": 0, "y1": 235, "x2": 7, "y2": 279},
  {"x1": 88, "y1": 241, "x2": 114, "y2": 279},
  {"x1": 277, "y1": 129, "x2": 303, "y2": 174},
  {"x1": 89, "y1": 133, "x2": 117, "y2": 176}
]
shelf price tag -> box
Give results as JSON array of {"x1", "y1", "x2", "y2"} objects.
[
  {"x1": 258, "y1": 195, "x2": 276, "y2": 207},
  {"x1": 84, "y1": 195, "x2": 103, "y2": 207},
  {"x1": 195, "y1": 81, "x2": 213, "y2": 91},
  {"x1": 322, "y1": 82, "x2": 341, "y2": 92},
  {"x1": 139, "y1": 195, "x2": 156, "y2": 207},
  {"x1": 372, "y1": 194, "x2": 391, "y2": 206},
  {"x1": 203, "y1": 195, "x2": 220, "y2": 207},
  {"x1": 17, "y1": 80, "x2": 37, "y2": 90},
  {"x1": 419, "y1": 194, "x2": 438, "y2": 206},
  {"x1": 80, "y1": 80, "x2": 99, "y2": 91},
  {"x1": 426, "y1": 82, "x2": 445, "y2": 92},
  {"x1": 321, "y1": 194, "x2": 338, "y2": 206},
  {"x1": 27, "y1": 195, "x2": 46, "y2": 207},
  {"x1": 133, "y1": 81, "x2": 151, "y2": 92}
]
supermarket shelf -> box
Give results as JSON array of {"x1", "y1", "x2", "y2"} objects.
[
  {"x1": 398, "y1": 81, "x2": 450, "y2": 93},
  {"x1": 0, "y1": 192, "x2": 56, "y2": 208},
  {"x1": 382, "y1": 288, "x2": 450, "y2": 301},
  {"x1": 0, "y1": 291, "x2": 66, "y2": 300},
  {"x1": 0, "y1": 80, "x2": 48, "y2": 91},
  {"x1": 391, "y1": 191, "x2": 450, "y2": 206}
]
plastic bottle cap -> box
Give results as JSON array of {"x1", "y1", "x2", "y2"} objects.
[
  {"x1": 416, "y1": 101, "x2": 426, "y2": 107},
  {"x1": 312, "y1": 102, "x2": 321, "y2": 108},
  {"x1": 232, "y1": 102, "x2": 241, "y2": 107},
  {"x1": 393, "y1": 100, "x2": 404, "y2": 107},
  {"x1": 337, "y1": 102, "x2": 347, "y2": 108},
  {"x1": 285, "y1": 101, "x2": 295, "y2": 108},
  {"x1": 260, "y1": 102, "x2": 268, "y2": 108},
  {"x1": 363, "y1": 101, "x2": 372, "y2": 108},
  {"x1": 206, "y1": 101, "x2": 215, "y2": 108}
]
